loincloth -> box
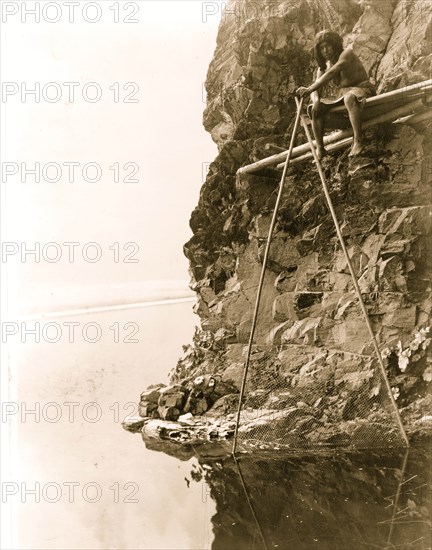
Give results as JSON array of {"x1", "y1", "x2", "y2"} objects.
[{"x1": 320, "y1": 80, "x2": 376, "y2": 108}]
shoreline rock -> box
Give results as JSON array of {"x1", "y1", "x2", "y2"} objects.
[{"x1": 124, "y1": 0, "x2": 431, "y2": 454}]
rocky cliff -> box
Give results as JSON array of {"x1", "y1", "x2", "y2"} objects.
[
  {"x1": 172, "y1": 0, "x2": 432, "y2": 438},
  {"x1": 128, "y1": 0, "x2": 431, "y2": 448}
]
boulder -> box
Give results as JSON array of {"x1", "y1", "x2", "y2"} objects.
[
  {"x1": 157, "y1": 406, "x2": 181, "y2": 421},
  {"x1": 183, "y1": 393, "x2": 209, "y2": 415},
  {"x1": 209, "y1": 394, "x2": 239, "y2": 414},
  {"x1": 158, "y1": 385, "x2": 188, "y2": 410},
  {"x1": 221, "y1": 363, "x2": 244, "y2": 390},
  {"x1": 140, "y1": 384, "x2": 165, "y2": 404},
  {"x1": 138, "y1": 400, "x2": 159, "y2": 418},
  {"x1": 272, "y1": 293, "x2": 298, "y2": 322},
  {"x1": 210, "y1": 379, "x2": 238, "y2": 403},
  {"x1": 122, "y1": 416, "x2": 145, "y2": 433}
]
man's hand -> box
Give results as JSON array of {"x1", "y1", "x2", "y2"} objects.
[{"x1": 296, "y1": 86, "x2": 311, "y2": 98}]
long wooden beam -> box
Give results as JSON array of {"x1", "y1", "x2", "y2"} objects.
[
  {"x1": 275, "y1": 98, "x2": 426, "y2": 168},
  {"x1": 237, "y1": 80, "x2": 432, "y2": 175},
  {"x1": 264, "y1": 143, "x2": 286, "y2": 154},
  {"x1": 393, "y1": 109, "x2": 431, "y2": 126},
  {"x1": 279, "y1": 137, "x2": 353, "y2": 167},
  {"x1": 330, "y1": 79, "x2": 432, "y2": 113}
]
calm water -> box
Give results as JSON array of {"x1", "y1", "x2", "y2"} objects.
[
  {"x1": 190, "y1": 448, "x2": 431, "y2": 550},
  {"x1": 8, "y1": 302, "x2": 215, "y2": 549},
  {"x1": 6, "y1": 302, "x2": 431, "y2": 549}
]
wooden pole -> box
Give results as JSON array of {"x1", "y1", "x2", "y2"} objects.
[
  {"x1": 232, "y1": 98, "x2": 305, "y2": 454},
  {"x1": 393, "y1": 110, "x2": 431, "y2": 126},
  {"x1": 295, "y1": 96, "x2": 409, "y2": 447},
  {"x1": 278, "y1": 137, "x2": 353, "y2": 168},
  {"x1": 264, "y1": 143, "x2": 286, "y2": 153},
  {"x1": 275, "y1": 97, "x2": 426, "y2": 169},
  {"x1": 330, "y1": 79, "x2": 432, "y2": 113},
  {"x1": 237, "y1": 91, "x2": 430, "y2": 175}
]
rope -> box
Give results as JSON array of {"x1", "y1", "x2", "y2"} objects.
[
  {"x1": 232, "y1": 97, "x2": 305, "y2": 454},
  {"x1": 295, "y1": 96, "x2": 409, "y2": 447}
]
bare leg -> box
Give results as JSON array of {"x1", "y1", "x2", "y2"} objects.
[
  {"x1": 344, "y1": 93, "x2": 364, "y2": 156},
  {"x1": 311, "y1": 112, "x2": 327, "y2": 160}
]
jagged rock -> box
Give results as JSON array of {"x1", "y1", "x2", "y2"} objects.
[
  {"x1": 328, "y1": 272, "x2": 353, "y2": 291},
  {"x1": 127, "y1": 0, "x2": 432, "y2": 449},
  {"x1": 329, "y1": 313, "x2": 372, "y2": 354},
  {"x1": 180, "y1": 375, "x2": 239, "y2": 416},
  {"x1": 266, "y1": 321, "x2": 294, "y2": 345},
  {"x1": 278, "y1": 345, "x2": 319, "y2": 377},
  {"x1": 210, "y1": 394, "x2": 239, "y2": 414},
  {"x1": 383, "y1": 304, "x2": 417, "y2": 329},
  {"x1": 212, "y1": 380, "x2": 238, "y2": 404},
  {"x1": 236, "y1": 318, "x2": 252, "y2": 343},
  {"x1": 157, "y1": 406, "x2": 181, "y2": 421},
  {"x1": 138, "y1": 401, "x2": 159, "y2": 418},
  {"x1": 272, "y1": 292, "x2": 298, "y2": 322},
  {"x1": 122, "y1": 415, "x2": 145, "y2": 433},
  {"x1": 376, "y1": 0, "x2": 432, "y2": 87},
  {"x1": 140, "y1": 384, "x2": 165, "y2": 404},
  {"x1": 158, "y1": 385, "x2": 188, "y2": 410},
  {"x1": 226, "y1": 343, "x2": 246, "y2": 362},
  {"x1": 192, "y1": 375, "x2": 216, "y2": 395},
  {"x1": 274, "y1": 269, "x2": 298, "y2": 292},
  {"x1": 192, "y1": 375, "x2": 236, "y2": 401},
  {"x1": 346, "y1": 0, "x2": 395, "y2": 74},
  {"x1": 221, "y1": 363, "x2": 244, "y2": 390},
  {"x1": 259, "y1": 234, "x2": 300, "y2": 272},
  {"x1": 183, "y1": 394, "x2": 209, "y2": 416},
  {"x1": 282, "y1": 318, "x2": 323, "y2": 346}
]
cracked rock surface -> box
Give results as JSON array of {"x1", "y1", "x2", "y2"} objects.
[{"x1": 129, "y1": 0, "x2": 432, "y2": 448}]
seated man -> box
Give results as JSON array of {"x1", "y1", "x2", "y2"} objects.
[{"x1": 297, "y1": 30, "x2": 375, "y2": 159}]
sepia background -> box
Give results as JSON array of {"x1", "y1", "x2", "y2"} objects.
[{"x1": 1, "y1": 1, "x2": 225, "y2": 548}]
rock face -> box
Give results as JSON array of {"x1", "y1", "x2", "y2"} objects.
[
  {"x1": 172, "y1": 0, "x2": 432, "y2": 440},
  {"x1": 130, "y1": 1, "x2": 431, "y2": 448}
]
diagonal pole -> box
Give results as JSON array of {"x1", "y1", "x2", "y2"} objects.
[
  {"x1": 295, "y1": 96, "x2": 409, "y2": 447},
  {"x1": 386, "y1": 448, "x2": 409, "y2": 548},
  {"x1": 232, "y1": 97, "x2": 305, "y2": 454},
  {"x1": 233, "y1": 455, "x2": 269, "y2": 550}
]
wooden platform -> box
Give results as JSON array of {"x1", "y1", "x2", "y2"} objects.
[{"x1": 237, "y1": 79, "x2": 432, "y2": 175}]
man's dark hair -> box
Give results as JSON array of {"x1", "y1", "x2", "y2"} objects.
[{"x1": 314, "y1": 30, "x2": 344, "y2": 71}]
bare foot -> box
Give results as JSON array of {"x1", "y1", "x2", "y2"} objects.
[
  {"x1": 316, "y1": 146, "x2": 327, "y2": 161},
  {"x1": 349, "y1": 141, "x2": 364, "y2": 157}
]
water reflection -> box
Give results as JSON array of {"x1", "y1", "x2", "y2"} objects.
[{"x1": 142, "y1": 437, "x2": 431, "y2": 550}]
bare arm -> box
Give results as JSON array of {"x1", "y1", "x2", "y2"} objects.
[
  {"x1": 297, "y1": 50, "x2": 351, "y2": 98},
  {"x1": 308, "y1": 50, "x2": 350, "y2": 93},
  {"x1": 310, "y1": 68, "x2": 323, "y2": 103}
]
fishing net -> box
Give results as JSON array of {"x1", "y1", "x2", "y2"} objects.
[
  {"x1": 231, "y1": 99, "x2": 408, "y2": 453},
  {"x1": 233, "y1": 339, "x2": 406, "y2": 453}
]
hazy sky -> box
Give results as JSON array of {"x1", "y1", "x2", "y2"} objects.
[
  {"x1": 1, "y1": 1, "x2": 226, "y2": 313},
  {"x1": 1, "y1": 6, "x2": 226, "y2": 548}
]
